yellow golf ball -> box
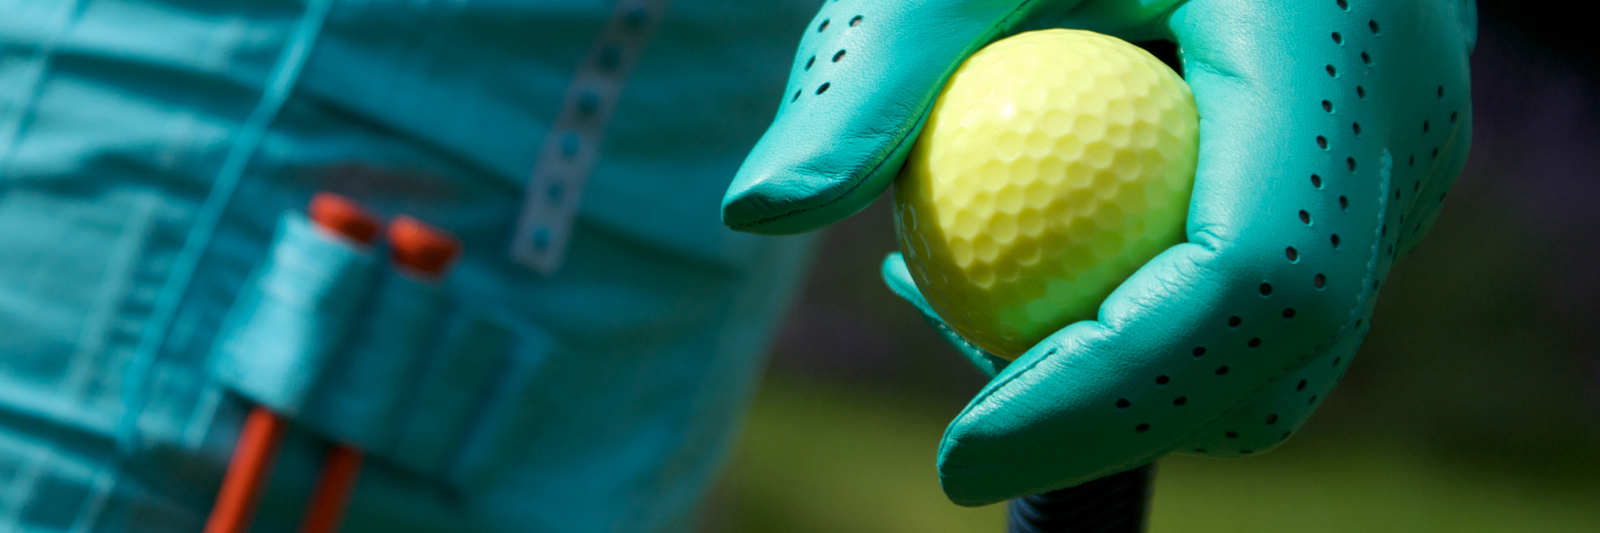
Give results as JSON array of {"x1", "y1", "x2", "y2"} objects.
[{"x1": 894, "y1": 29, "x2": 1199, "y2": 359}]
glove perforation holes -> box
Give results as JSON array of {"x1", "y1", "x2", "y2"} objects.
[
  {"x1": 1247, "y1": 338, "x2": 1261, "y2": 348},
  {"x1": 1173, "y1": 397, "x2": 1187, "y2": 406},
  {"x1": 1192, "y1": 347, "x2": 1206, "y2": 358},
  {"x1": 791, "y1": 89, "x2": 801, "y2": 102},
  {"x1": 1316, "y1": 136, "x2": 1328, "y2": 150},
  {"x1": 816, "y1": 82, "x2": 831, "y2": 95},
  {"x1": 849, "y1": 15, "x2": 863, "y2": 27},
  {"x1": 1265, "y1": 414, "x2": 1279, "y2": 425},
  {"x1": 1325, "y1": 65, "x2": 1337, "y2": 77},
  {"x1": 1431, "y1": 147, "x2": 1440, "y2": 159},
  {"x1": 1336, "y1": 0, "x2": 1348, "y2": 10},
  {"x1": 1408, "y1": 155, "x2": 1415, "y2": 167},
  {"x1": 1155, "y1": 375, "x2": 1170, "y2": 385},
  {"x1": 1314, "y1": 273, "x2": 1327, "y2": 289},
  {"x1": 1286, "y1": 247, "x2": 1299, "y2": 262},
  {"x1": 817, "y1": 19, "x2": 829, "y2": 32},
  {"x1": 1331, "y1": 234, "x2": 1341, "y2": 249},
  {"x1": 1282, "y1": 308, "x2": 1297, "y2": 318},
  {"x1": 1224, "y1": 431, "x2": 1239, "y2": 439},
  {"x1": 1368, "y1": 20, "x2": 1380, "y2": 35},
  {"x1": 1281, "y1": 432, "x2": 1292, "y2": 441},
  {"x1": 1309, "y1": 395, "x2": 1320, "y2": 405},
  {"x1": 1451, "y1": 111, "x2": 1458, "y2": 124},
  {"x1": 1360, "y1": 51, "x2": 1371, "y2": 65},
  {"x1": 805, "y1": 56, "x2": 815, "y2": 70},
  {"x1": 1297, "y1": 379, "x2": 1308, "y2": 391},
  {"x1": 1298, "y1": 210, "x2": 1312, "y2": 225},
  {"x1": 1322, "y1": 100, "x2": 1334, "y2": 113},
  {"x1": 1331, "y1": 32, "x2": 1342, "y2": 44},
  {"x1": 832, "y1": 50, "x2": 846, "y2": 63},
  {"x1": 1311, "y1": 173, "x2": 1323, "y2": 188},
  {"x1": 1228, "y1": 316, "x2": 1241, "y2": 328},
  {"x1": 1333, "y1": 356, "x2": 1343, "y2": 367},
  {"x1": 1260, "y1": 283, "x2": 1273, "y2": 296},
  {"x1": 1339, "y1": 195, "x2": 1349, "y2": 210},
  {"x1": 1135, "y1": 423, "x2": 1151, "y2": 433},
  {"x1": 1346, "y1": 157, "x2": 1356, "y2": 171},
  {"x1": 1352, "y1": 122, "x2": 1362, "y2": 135},
  {"x1": 1215, "y1": 366, "x2": 1229, "y2": 376},
  {"x1": 1116, "y1": 398, "x2": 1131, "y2": 409},
  {"x1": 1356, "y1": 86, "x2": 1366, "y2": 99},
  {"x1": 1438, "y1": 86, "x2": 1445, "y2": 98},
  {"x1": 1422, "y1": 120, "x2": 1430, "y2": 133}
]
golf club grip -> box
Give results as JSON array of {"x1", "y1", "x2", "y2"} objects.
[{"x1": 1007, "y1": 463, "x2": 1156, "y2": 533}]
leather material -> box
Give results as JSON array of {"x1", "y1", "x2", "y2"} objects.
[{"x1": 735, "y1": 0, "x2": 1476, "y2": 507}]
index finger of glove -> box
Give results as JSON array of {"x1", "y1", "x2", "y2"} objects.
[
  {"x1": 936, "y1": 0, "x2": 1475, "y2": 506},
  {"x1": 722, "y1": 1, "x2": 1022, "y2": 235},
  {"x1": 722, "y1": 0, "x2": 1189, "y2": 236}
]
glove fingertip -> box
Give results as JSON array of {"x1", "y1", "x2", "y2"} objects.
[
  {"x1": 881, "y1": 252, "x2": 920, "y2": 300},
  {"x1": 935, "y1": 442, "x2": 1013, "y2": 507}
]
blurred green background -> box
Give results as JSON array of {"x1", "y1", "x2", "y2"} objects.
[{"x1": 704, "y1": 4, "x2": 1600, "y2": 532}]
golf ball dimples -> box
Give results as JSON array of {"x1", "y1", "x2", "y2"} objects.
[{"x1": 894, "y1": 29, "x2": 1198, "y2": 360}]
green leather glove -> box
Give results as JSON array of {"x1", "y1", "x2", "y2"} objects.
[{"x1": 725, "y1": 0, "x2": 1477, "y2": 507}]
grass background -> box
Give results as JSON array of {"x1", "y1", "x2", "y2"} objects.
[{"x1": 710, "y1": 378, "x2": 1600, "y2": 533}]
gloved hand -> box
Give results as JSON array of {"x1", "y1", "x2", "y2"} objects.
[{"x1": 724, "y1": 0, "x2": 1477, "y2": 507}]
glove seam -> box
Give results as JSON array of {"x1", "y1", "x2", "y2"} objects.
[
  {"x1": 928, "y1": 315, "x2": 1004, "y2": 376},
  {"x1": 931, "y1": 317, "x2": 982, "y2": 356}
]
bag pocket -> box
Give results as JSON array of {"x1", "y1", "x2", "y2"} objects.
[
  {"x1": 299, "y1": 288, "x2": 562, "y2": 490},
  {"x1": 210, "y1": 212, "x2": 380, "y2": 416},
  {"x1": 211, "y1": 210, "x2": 563, "y2": 489}
]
